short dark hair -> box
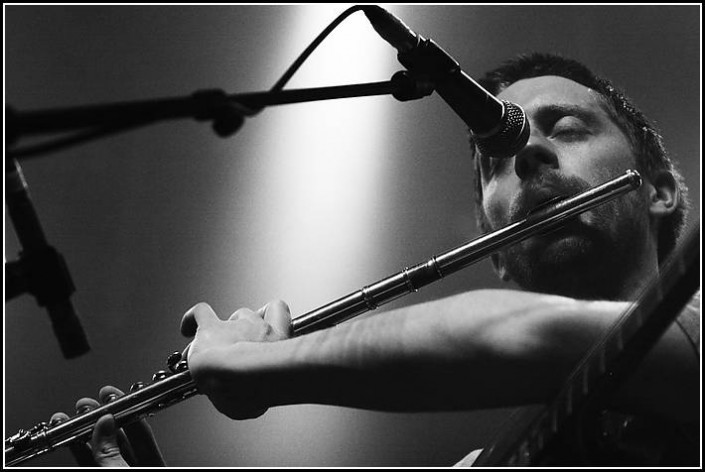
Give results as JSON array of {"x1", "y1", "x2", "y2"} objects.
[{"x1": 469, "y1": 52, "x2": 689, "y2": 262}]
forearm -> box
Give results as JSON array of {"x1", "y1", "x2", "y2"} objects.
[
  {"x1": 189, "y1": 289, "x2": 698, "y2": 421},
  {"x1": 247, "y1": 290, "x2": 596, "y2": 411}
]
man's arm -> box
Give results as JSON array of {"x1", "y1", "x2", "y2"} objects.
[{"x1": 185, "y1": 289, "x2": 699, "y2": 423}]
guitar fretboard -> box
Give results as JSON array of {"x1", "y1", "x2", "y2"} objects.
[{"x1": 481, "y1": 227, "x2": 700, "y2": 466}]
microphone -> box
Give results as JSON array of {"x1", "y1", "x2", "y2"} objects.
[
  {"x1": 363, "y1": 6, "x2": 529, "y2": 158},
  {"x1": 6, "y1": 158, "x2": 90, "y2": 358}
]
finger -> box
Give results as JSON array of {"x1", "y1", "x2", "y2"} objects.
[
  {"x1": 71, "y1": 399, "x2": 102, "y2": 466},
  {"x1": 74, "y1": 396, "x2": 138, "y2": 466},
  {"x1": 49, "y1": 411, "x2": 70, "y2": 425},
  {"x1": 182, "y1": 341, "x2": 193, "y2": 361},
  {"x1": 90, "y1": 414, "x2": 130, "y2": 467},
  {"x1": 122, "y1": 418, "x2": 167, "y2": 466},
  {"x1": 98, "y1": 386, "x2": 138, "y2": 466},
  {"x1": 180, "y1": 302, "x2": 219, "y2": 337},
  {"x1": 75, "y1": 397, "x2": 101, "y2": 414},
  {"x1": 228, "y1": 307, "x2": 256, "y2": 321},
  {"x1": 98, "y1": 387, "x2": 165, "y2": 465},
  {"x1": 50, "y1": 413, "x2": 95, "y2": 467},
  {"x1": 98, "y1": 385, "x2": 125, "y2": 404},
  {"x1": 261, "y1": 300, "x2": 293, "y2": 338}
]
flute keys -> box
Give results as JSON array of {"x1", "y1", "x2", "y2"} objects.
[
  {"x1": 30, "y1": 422, "x2": 48, "y2": 434},
  {"x1": 104, "y1": 393, "x2": 119, "y2": 403},
  {"x1": 7, "y1": 429, "x2": 31, "y2": 448},
  {"x1": 130, "y1": 382, "x2": 146, "y2": 393},
  {"x1": 167, "y1": 352, "x2": 182, "y2": 372},
  {"x1": 9, "y1": 422, "x2": 49, "y2": 448},
  {"x1": 152, "y1": 370, "x2": 169, "y2": 382},
  {"x1": 167, "y1": 351, "x2": 189, "y2": 373}
]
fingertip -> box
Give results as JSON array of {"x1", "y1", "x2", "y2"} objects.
[
  {"x1": 49, "y1": 411, "x2": 70, "y2": 425},
  {"x1": 75, "y1": 397, "x2": 100, "y2": 413},
  {"x1": 180, "y1": 302, "x2": 216, "y2": 337},
  {"x1": 271, "y1": 299, "x2": 291, "y2": 314},
  {"x1": 180, "y1": 315, "x2": 196, "y2": 337},
  {"x1": 264, "y1": 299, "x2": 293, "y2": 337},
  {"x1": 229, "y1": 307, "x2": 255, "y2": 321},
  {"x1": 181, "y1": 341, "x2": 193, "y2": 361},
  {"x1": 98, "y1": 385, "x2": 125, "y2": 404}
]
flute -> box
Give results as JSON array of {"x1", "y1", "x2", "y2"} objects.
[{"x1": 5, "y1": 170, "x2": 642, "y2": 467}]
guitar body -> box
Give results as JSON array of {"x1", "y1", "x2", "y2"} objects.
[
  {"x1": 474, "y1": 405, "x2": 700, "y2": 466},
  {"x1": 470, "y1": 405, "x2": 604, "y2": 466},
  {"x1": 472, "y1": 227, "x2": 700, "y2": 467}
]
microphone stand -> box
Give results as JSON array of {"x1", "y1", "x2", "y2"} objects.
[
  {"x1": 7, "y1": 71, "x2": 434, "y2": 156},
  {"x1": 4, "y1": 71, "x2": 435, "y2": 359},
  {"x1": 5, "y1": 157, "x2": 90, "y2": 359}
]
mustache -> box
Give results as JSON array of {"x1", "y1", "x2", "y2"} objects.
[{"x1": 508, "y1": 173, "x2": 593, "y2": 221}]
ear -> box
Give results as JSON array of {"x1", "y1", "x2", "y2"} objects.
[
  {"x1": 647, "y1": 170, "x2": 679, "y2": 218},
  {"x1": 490, "y1": 253, "x2": 512, "y2": 282}
]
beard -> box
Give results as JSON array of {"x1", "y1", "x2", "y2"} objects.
[{"x1": 495, "y1": 173, "x2": 651, "y2": 300}]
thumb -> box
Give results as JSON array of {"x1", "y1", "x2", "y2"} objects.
[{"x1": 90, "y1": 414, "x2": 130, "y2": 467}]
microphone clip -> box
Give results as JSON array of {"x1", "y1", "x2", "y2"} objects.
[
  {"x1": 6, "y1": 246, "x2": 76, "y2": 307},
  {"x1": 191, "y1": 89, "x2": 262, "y2": 138},
  {"x1": 390, "y1": 71, "x2": 435, "y2": 102},
  {"x1": 397, "y1": 38, "x2": 461, "y2": 84}
]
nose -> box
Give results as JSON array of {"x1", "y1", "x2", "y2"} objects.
[{"x1": 513, "y1": 134, "x2": 558, "y2": 181}]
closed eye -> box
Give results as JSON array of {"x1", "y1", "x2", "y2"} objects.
[{"x1": 550, "y1": 115, "x2": 592, "y2": 141}]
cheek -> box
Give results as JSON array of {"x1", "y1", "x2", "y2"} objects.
[
  {"x1": 563, "y1": 135, "x2": 637, "y2": 183},
  {"x1": 481, "y1": 182, "x2": 511, "y2": 229}
]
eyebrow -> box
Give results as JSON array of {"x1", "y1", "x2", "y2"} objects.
[{"x1": 531, "y1": 103, "x2": 603, "y2": 131}]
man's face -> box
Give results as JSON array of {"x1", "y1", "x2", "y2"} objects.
[{"x1": 478, "y1": 75, "x2": 650, "y2": 298}]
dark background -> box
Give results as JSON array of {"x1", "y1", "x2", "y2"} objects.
[{"x1": 5, "y1": 5, "x2": 700, "y2": 467}]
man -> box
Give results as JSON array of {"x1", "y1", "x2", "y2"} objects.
[{"x1": 54, "y1": 53, "x2": 699, "y2": 466}]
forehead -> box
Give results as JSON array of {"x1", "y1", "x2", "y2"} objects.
[{"x1": 497, "y1": 75, "x2": 606, "y2": 115}]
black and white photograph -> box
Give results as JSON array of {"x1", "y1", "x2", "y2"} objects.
[{"x1": 5, "y1": 4, "x2": 700, "y2": 467}]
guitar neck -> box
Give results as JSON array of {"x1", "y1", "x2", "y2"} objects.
[{"x1": 475, "y1": 227, "x2": 700, "y2": 466}]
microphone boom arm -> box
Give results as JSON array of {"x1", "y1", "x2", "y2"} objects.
[{"x1": 7, "y1": 72, "x2": 434, "y2": 156}]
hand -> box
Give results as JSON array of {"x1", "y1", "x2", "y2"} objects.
[
  {"x1": 180, "y1": 300, "x2": 292, "y2": 420},
  {"x1": 50, "y1": 385, "x2": 166, "y2": 467}
]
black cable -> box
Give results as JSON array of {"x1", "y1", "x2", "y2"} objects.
[{"x1": 270, "y1": 5, "x2": 367, "y2": 92}]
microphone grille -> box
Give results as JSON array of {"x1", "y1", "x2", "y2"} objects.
[{"x1": 474, "y1": 101, "x2": 530, "y2": 159}]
